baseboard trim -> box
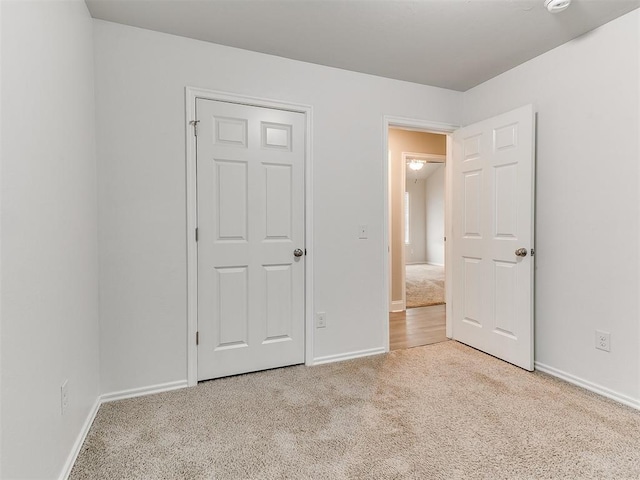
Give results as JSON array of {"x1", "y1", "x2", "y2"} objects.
[
  {"x1": 59, "y1": 380, "x2": 190, "y2": 479},
  {"x1": 390, "y1": 300, "x2": 405, "y2": 312},
  {"x1": 535, "y1": 361, "x2": 639, "y2": 410},
  {"x1": 405, "y1": 262, "x2": 445, "y2": 267},
  {"x1": 58, "y1": 397, "x2": 101, "y2": 480},
  {"x1": 312, "y1": 347, "x2": 386, "y2": 366},
  {"x1": 101, "y1": 380, "x2": 189, "y2": 403}
]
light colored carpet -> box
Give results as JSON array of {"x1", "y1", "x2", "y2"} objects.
[
  {"x1": 406, "y1": 263, "x2": 445, "y2": 308},
  {"x1": 71, "y1": 342, "x2": 640, "y2": 480}
]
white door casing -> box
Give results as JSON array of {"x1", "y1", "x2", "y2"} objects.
[
  {"x1": 452, "y1": 104, "x2": 535, "y2": 371},
  {"x1": 196, "y1": 99, "x2": 306, "y2": 380}
]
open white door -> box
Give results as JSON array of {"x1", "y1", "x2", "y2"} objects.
[{"x1": 452, "y1": 105, "x2": 535, "y2": 371}]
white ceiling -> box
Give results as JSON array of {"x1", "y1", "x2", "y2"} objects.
[
  {"x1": 407, "y1": 162, "x2": 444, "y2": 181},
  {"x1": 85, "y1": 0, "x2": 639, "y2": 91}
]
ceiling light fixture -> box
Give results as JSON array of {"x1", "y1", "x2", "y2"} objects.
[
  {"x1": 408, "y1": 159, "x2": 426, "y2": 171},
  {"x1": 544, "y1": 0, "x2": 571, "y2": 13}
]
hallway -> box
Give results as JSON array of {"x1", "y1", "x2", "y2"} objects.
[{"x1": 389, "y1": 304, "x2": 447, "y2": 350}]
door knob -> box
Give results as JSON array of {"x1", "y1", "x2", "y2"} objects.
[
  {"x1": 515, "y1": 248, "x2": 528, "y2": 257},
  {"x1": 293, "y1": 248, "x2": 304, "y2": 258}
]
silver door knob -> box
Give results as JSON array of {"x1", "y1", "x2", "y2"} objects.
[
  {"x1": 293, "y1": 248, "x2": 304, "y2": 257},
  {"x1": 515, "y1": 248, "x2": 528, "y2": 257}
]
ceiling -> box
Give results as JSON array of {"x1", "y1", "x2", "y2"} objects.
[
  {"x1": 85, "y1": 0, "x2": 640, "y2": 91},
  {"x1": 407, "y1": 161, "x2": 444, "y2": 181}
]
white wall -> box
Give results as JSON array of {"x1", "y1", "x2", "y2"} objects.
[
  {"x1": 425, "y1": 164, "x2": 445, "y2": 266},
  {"x1": 1, "y1": 1, "x2": 100, "y2": 478},
  {"x1": 405, "y1": 179, "x2": 427, "y2": 264},
  {"x1": 464, "y1": 9, "x2": 640, "y2": 403},
  {"x1": 0, "y1": 0, "x2": 4, "y2": 473},
  {"x1": 93, "y1": 20, "x2": 462, "y2": 393}
]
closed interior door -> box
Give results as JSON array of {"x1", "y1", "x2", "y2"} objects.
[
  {"x1": 196, "y1": 99, "x2": 305, "y2": 381},
  {"x1": 452, "y1": 104, "x2": 535, "y2": 370}
]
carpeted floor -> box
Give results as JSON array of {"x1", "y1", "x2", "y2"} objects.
[
  {"x1": 70, "y1": 342, "x2": 640, "y2": 480},
  {"x1": 406, "y1": 263, "x2": 445, "y2": 308}
]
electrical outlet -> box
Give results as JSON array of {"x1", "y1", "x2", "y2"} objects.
[
  {"x1": 595, "y1": 330, "x2": 610, "y2": 352},
  {"x1": 316, "y1": 312, "x2": 327, "y2": 328},
  {"x1": 61, "y1": 380, "x2": 69, "y2": 416}
]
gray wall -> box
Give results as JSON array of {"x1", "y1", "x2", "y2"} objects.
[
  {"x1": 1, "y1": 1, "x2": 100, "y2": 478},
  {"x1": 405, "y1": 179, "x2": 427, "y2": 264},
  {"x1": 425, "y1": 165, "x2": 445, "y2": 266},
  {"x1": 93, "y1": 20, "x2": 462, "y2": 394}
]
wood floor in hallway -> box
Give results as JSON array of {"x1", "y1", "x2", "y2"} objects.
[{"x1": 389, "y1": 304, "x2": 447, "y2": 351}]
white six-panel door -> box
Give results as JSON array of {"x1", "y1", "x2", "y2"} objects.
[
  {"x1": 452, "y1": 105, "x2": 535, "y2": 371},
  {"x1": 196, "y1": 99, "x2": 305, "y2": 381}
]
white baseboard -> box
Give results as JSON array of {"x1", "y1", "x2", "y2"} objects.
[
  {"x1": 535, "y1": 362, "x2": 639, "y2": 410},
  {"x1": 312, "y1": 347, "x2": 386, "y2": 366},
  {"x1": 58, "y1": 397, "x2": 101, "y2": 480},
  {"x1": 59, "y1": 379, "x2": 189, "y2": 479},
  {"x1": 100, "y1": 379, "x2": 189, "y2": 403},
  {"x1": 390, "y1": 300, "x2": 405, "y2": 312}
]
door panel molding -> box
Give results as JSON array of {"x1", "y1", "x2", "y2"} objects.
[
  {"x1": 452, "y1": 104, "x2": 535, "y2": 370},
  {"x1": 185, "y1": 87, "x2": 313, "y2": 386}
]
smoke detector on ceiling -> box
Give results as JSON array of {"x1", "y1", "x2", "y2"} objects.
[{"x1": 545, "y1": 0, "x2": 571, "y2": 13}]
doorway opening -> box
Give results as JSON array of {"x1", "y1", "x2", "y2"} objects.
[
  {"x1": 388, "y1": 127, "x2": 449, "y2": 351},
  {"x1": 384, "y1": 106, "x2": 534, "y2": 368}
]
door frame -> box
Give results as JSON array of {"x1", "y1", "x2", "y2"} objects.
[
  {"x1": 383, "y1": 116, "x2": 458, "y2": 351},
  {"x1": 391, "y1": 151, "x2": 408, "y2": 312},
  {"x1": 185, "y1": 87, "x2": 314, "y2": 387}
]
